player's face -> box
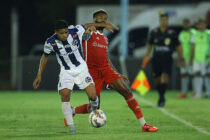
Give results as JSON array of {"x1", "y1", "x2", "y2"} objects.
[
  {"x1": 183, "y1": 21, "x2": 190, "y2": 30},
  {"x1": 197, "y1": 21, "x2": 206, "y2": 31},
  {"x1": 160, "y1": 16, "x2": 168, "y2": 28},
  {"x1": 55, "y1": 28, "x2": 69, "y2": 41},
  {"x1": 93, "y1": 13, "x2": 108, "y2": 24}
]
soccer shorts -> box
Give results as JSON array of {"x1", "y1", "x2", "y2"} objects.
[
  {"x1": 152, "y1": 58, "x2": 172, "y2": 78},
  {"x1": 58, "y1": 63, "x2": 94, "y2": 91},
  {"x1": 88, "y1": 66, "x2": 121, "y2": 96},
  {"x1": 180, "y1": 62, "x2": 193, "y2": 75},
  {"x1": 193, "y1": 62, "x2": 207, "y2": 75}
]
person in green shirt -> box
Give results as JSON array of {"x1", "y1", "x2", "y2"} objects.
[
  {"x1": 178, "y1": 19, "x2": 193, "y2": 98},
  {"x1": 190, "y1": 19, "x2": 210, "y2": 98}
]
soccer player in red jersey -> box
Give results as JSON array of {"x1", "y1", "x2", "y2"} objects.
[{"x1": 73, "y1": 9, "x2": 158, "y2": 132}]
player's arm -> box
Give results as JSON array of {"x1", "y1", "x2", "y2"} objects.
[
  {"x1": 176, "y1": 44, "x2": 185, "y2": 68},
  {"x1": 83, "y1": 23, "x2": 119, "y2": 33},
  {"x1": 190, "y1": 44, "x2": 195, "y2": 66},
  {"x1": 33, "y1": 53, "x2": 49, "y2": 89},
  {"x1": 141, "y1": 44, "x2": 152, "y2": 69}
]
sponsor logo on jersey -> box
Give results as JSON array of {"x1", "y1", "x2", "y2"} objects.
[
  {"x1": 92, "y1": 41, "x2": 107, "y2": 49},
  {"x1": 85, "y1": 77, "x2": 92, "y2": 83},
  {"x1": 164, "y1": 38, "x2": 171, "y2": 45},
  {"x1": 96, "y1": 37, "x2": 100, "y2": 40}
]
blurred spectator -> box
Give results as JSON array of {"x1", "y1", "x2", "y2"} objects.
[
  {"x1": 190, "y1": 19, "x2": 210, "y2": 98},
  {"x1": 178, "y1": 19, "x2": 194, "y2": 98}
]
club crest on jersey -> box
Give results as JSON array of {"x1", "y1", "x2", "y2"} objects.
[
  {"x1": 164, "y1": 38, "x2": 171, "y2": 45},
  {"x1": 85, "y1": 77, "x2": 92, "y2": 83},
  {"x1": 72, "y1": 39, "x2": 79, "y2": 46}
]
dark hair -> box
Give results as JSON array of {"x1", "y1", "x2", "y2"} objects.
[
  {"x1": 159, "y1": 13, "x2": 168, "y2": 18},
  {"x1": 53, "y1": 20, "x2": 68, "y2": 30},
  {"x1": 93, "y1": 9, "x2": 108, "y2": 18},
  {"x1": 183, "y1": 19, "x2": 190, "y2": 23}
]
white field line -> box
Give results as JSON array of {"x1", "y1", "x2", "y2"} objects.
[{"x1": 135, "y1": 95, "x2": 210, "y2": 136}]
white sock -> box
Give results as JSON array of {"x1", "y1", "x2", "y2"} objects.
[
  {"x1": 139, "y1": 117, "x2": 146, "y2": 127},
  {"x1": 205, "y1": 77, "x2": 210, "y2": 96},
  {"x1": 62, "y1": 102, "x2": 74, "y2": 126},
  {"x1": 194, "y1": 77, "x2": 202, "y2": 98},
  {"x1": 181, "y1": 77, "x2": 189, "y2": 94},
  {"x1": 90, "y1": 97, "x2": 99, "y2": 111}
]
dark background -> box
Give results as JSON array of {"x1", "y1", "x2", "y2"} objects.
[{"x1": 0, "y1": 0, "x2": 209, "y2": 90}]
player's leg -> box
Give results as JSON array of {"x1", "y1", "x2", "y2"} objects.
[
  {"x1": 193, "y1": 62, "x2": 203, "y2": 98},
  {"x1": 105, "y1": 68, "x2": 158, "y2": 132},
  {"x1": 74, "y1": 68, "x2": 99, "y2": 113},
  {"x1": 74, "y1": 69, "x2": 104, "y2": 114},
  {"x1": 179, "y1": 64, "x2": 190, "y2": 98},
  {"x1": 157, "y1": 73, "x2": 169, "y2": 106},
  {"x1": 205, "y1": 71, "x2": 210, "y2": 98},
  {"x1": 204, "y1": 65, "x2": 210, "y2": 98},
  {"x1": 58, "y1": 70, "x2": 76, "y2": 133},
  {"x1": 59, "y1": 88, "x2": 76, "y2": 134},
  {"x1": 109, "y1": 78, "x2": 158, "y2": 132},
  {"x1": 85, "y1": 83, "x2": 99, "y2": 111}
]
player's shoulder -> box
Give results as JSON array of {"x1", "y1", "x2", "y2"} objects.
[{"x1": 46, "y1": 34, "x2": 57, "y2": 44}]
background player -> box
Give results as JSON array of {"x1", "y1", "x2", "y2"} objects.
[
  {"x1": 32, "y1": 20, "x2": 119, "y2": 134},
  {"x1": 178, "y1": 19, "x2": 193, "y2": 98},
  {"x1": 190, "y1": 19, "x2": 210, "y2": 98},
  {"x1": 73, "y1": 9, "x2": 158, "y2": 132},
  {"x1": 142, "y1": 13, "x2": 185, "y2": 107}
]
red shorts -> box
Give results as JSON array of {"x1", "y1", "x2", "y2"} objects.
[{"x1": 88, "y1": 66, "x2": 121, "y2": 96}]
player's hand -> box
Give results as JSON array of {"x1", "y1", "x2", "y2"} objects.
[
  {"x1": 85, "y1": 25, "x2": 96, "y2": 34},
  {"x1": 33, "y1": 75, "x2": 42, "y2": 89},
  {"x1": 104, "y1": 23, "x2": 119, "y2": 32},
  {"x1": 121, "y1": 75, "x2": 130, "y2": 84}
]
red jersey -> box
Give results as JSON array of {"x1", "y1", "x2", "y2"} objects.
[{"x1": 82, "y1": 31, "x2": 109, "y2": 68}]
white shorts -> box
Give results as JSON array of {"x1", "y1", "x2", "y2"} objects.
[
  {"x1": 193, "y1": 62, "x2": 207, "y2": 75},
  {"x1": 58, "y1": 63, "x2": 94, "y2": 91},
  {"x1": 180, "y1": 62, "x2": 192, "y2": 75}
]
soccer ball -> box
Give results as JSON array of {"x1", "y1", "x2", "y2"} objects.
[{"x1": 89, "y1": 109, "x2": 107, "y2": 128}]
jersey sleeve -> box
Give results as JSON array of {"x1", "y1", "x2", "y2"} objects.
[
  {"x1": 148, "y1": 30, "x2": 154, "y2": 45},
  {"x1": 75, "y1": 25, "x2": 86, "y2": 36},
  {"x1": 43, "y1": 41, "x2": 54, "y2": 55}
]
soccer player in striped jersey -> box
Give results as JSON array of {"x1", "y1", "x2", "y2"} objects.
[
  {"x1": 73, "y1": 9, "x2": 158, "y2": 132},
  {"x1": 33, "y1": 20, "x2": 119, "y2": 134}
]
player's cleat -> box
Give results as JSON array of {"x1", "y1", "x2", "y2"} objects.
[
  {"x1": 69, "y1": 125, "x2": 76, "y2": 134},
  {"x1": 142, "y1": 123, "x2": 158, "y2": 132},
  {"x1": 178, "y1": 93, "x2": 187, "y2": 98},
  {"x1": 158, "y1": 99, "x2": 165, "y2": 107}
]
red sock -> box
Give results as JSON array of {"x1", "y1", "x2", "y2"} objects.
[
  {"x1": 75, "y1": 104, "x2": 90, "y2": 114},
  {"x1": 126, "y1": 94, "x2": 143, "y2": 119}
]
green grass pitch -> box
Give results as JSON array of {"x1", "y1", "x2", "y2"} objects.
[{"x1": 0, "y1": 90, "x2": 210, "y2": 140}]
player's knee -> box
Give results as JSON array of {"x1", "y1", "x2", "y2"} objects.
[{"x1": 59, "y1": 89, "x2": 70, "y2": 102}]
